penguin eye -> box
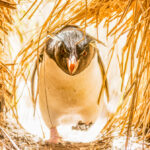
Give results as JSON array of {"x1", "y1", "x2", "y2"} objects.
[
  {"x1": 61, "y1": 48, "x2": 65, "y2": 54},
  {"x1": 81, "y1": 50, "x2": 87, "y2": 56},
  {"x1": 59, "y1": 43, "x2": 66, "y2": 55}
]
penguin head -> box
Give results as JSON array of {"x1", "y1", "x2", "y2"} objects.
[{"x1": 46, "y1": 25, "x2": 96, "y2": 76}]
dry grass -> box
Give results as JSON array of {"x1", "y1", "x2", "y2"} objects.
[
  {"x1": 0, "y1": 0, "x2": 16, "y2": 43},
  {"x1": 0, "y1": 0, "x2": 17, "y2": 120},
  {"x1": 0, "y1": 0, "x2": 149, "y2": 149}
]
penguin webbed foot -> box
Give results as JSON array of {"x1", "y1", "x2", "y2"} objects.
[
  {"x1": 72, "y1": 121, "x2": 93, "y2": 131},
  {"x1": 45, "y1": 127, "x2": 62, "y2": 144}
]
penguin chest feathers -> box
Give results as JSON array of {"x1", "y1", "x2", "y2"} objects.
[{"x1": 39, "y1": 53, "x2": 102, "y2": 125}]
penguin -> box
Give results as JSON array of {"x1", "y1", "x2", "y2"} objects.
[{"x1": 31, "y1": 25, "x2": 109, "y2": 143}]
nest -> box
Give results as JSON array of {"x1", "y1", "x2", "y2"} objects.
[
  {"x1": 1, "y1": 117, "x2": 149, "y2": 149},
  {"x1": 0, "y1": 0, "x2": 150, "y2": 149},
  {"x1": 0, "y1": 117, "x2": 112, "y2": 150}
]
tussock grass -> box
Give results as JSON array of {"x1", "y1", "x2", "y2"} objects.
[{"x1": 0, "y1": 0, "x2": 149, "y2": 149}]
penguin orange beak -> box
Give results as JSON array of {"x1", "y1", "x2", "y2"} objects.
[{"x1": 67, "y1": 56, "x2": 78, "y2": 74}]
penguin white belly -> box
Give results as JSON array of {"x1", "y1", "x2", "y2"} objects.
[{"x1": 39, "y1": 53, "x2": 102, "y2": 128}]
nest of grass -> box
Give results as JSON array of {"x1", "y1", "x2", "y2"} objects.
[
  {"x1": 0, "y1": 117, "x2": 149, "y2": 149},
  {"x1": 0, "y1": 117, "x2": 112, "y2": 150},
  {"x1": 0, "y1": 0, "x2": 150, "y2": 149}
]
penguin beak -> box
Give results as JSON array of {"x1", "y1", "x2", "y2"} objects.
[{"x1": 67, "y1": 56, "x2": 78, "y2": 74}]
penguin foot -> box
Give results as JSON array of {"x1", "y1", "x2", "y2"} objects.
[
  {"x1": 46, "y1": 127, "x2": 62, "y2": 144},
  {"x1": 46, "y1": 136, "x2": 62, "y2": 144},
  {"x1": 72, "y1": 121, "x2": 93, "y2": 131}
]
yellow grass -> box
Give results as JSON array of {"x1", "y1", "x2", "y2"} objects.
[{"x1": 0, "y1": 0, "x2": 149, "y2": 149}]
